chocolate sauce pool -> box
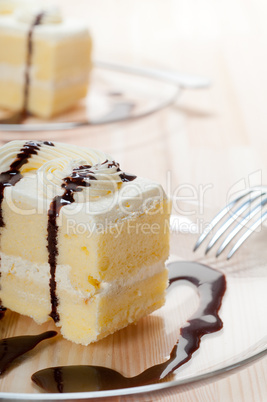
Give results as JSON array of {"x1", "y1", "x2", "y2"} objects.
[
  {"x1": 0, "y1": 331, "x2": 57, "y2": 375},
  {"x1": 31, "y1": 261, "x2": 226, "y2": 393}
]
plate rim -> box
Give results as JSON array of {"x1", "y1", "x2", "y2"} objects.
[{"x1": 0, "y1": 338, "x2": 266, "y2": 400}]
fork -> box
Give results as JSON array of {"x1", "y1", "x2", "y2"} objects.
[{"x1": 194, "y1": 186, "x2": 267, "y2": 259}]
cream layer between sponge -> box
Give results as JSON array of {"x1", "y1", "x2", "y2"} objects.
[{"x1": 0, "y1": 252, "x2": 168, "y2": 345}]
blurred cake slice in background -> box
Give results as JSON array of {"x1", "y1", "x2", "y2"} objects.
[
  {"x1": 0, "y1": 0, "x2": 35, "y2": 14},
  {"x1": 0, "y1": 4, "x2": 92, "y2": 118}
]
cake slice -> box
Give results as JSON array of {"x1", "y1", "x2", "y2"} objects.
[
  {"x1": 0, "y1": 141, "x2": 170, "y2": 345},
  {"x1": 0, "y1": 0, "x2": 35, "y2": 15},
  {"x1": 0, "y1": 6, "x2": 92, "y2": 118}
]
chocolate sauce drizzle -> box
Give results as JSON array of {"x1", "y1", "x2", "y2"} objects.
[
  {"x1": 0, "y1": 141, "x2": 54, "y2": 313},
  {"x1": 105, "y1": 160, "x2": 137, "y2": 182},
  {"x1": 0, "y1": 13, "x2": 44, "y2": 124},
  {"x1": 0, "y1": 141, "x2": 54, "y2": 227},
  {"x1": 0, "y1": 331, "x2": 57, "y2": 375},
  {"x1": 24, "y1": 13, "x2": 44, "y2": 113},
  {"x1": 0, "y1": 297, "x2": 6, "y2": 319},
  {"x1": 47, "y1": 162, "x2": 136, "y2": 323},
  {"x1": 32, "y1": 261, "x2": 226, "y2": 393}
]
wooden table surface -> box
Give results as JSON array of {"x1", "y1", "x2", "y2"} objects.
[{"x1": 1, "y1": 0, "x2": 267, "y2": 401}]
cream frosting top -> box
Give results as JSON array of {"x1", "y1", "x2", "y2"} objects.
[
  {"x1": 15, "y1": 6, "x2": 62, "y2": 25},
  {"x1": 0, "y1": 141, "x2": 167, "y2": 227},
  {"x1": 0, "y1": 0, "x2": 36, "y2": 14},
  {"x1": 0, "y1": 5, "x2": 90, "y2": 41}
]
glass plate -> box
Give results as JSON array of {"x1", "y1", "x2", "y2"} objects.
[
  {"x1": 0, "y1": 201, "x2": 266, "y2": 401},
  {"x1": 0, "y1": 66, "x2": 179, "y2": 133}
]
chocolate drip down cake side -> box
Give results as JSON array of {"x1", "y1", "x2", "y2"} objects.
[{"x1": 0, "y1": 141, "x2": 170, "y2": 345}]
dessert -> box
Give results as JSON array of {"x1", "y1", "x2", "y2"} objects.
[
  {"x1": 0, "y1": 5, "x2": 92, "y2": 118},
  {"x1": 0, "y1": 0, "x2": 36, "y2": 15},
  {"x1": 31, "y1": 262, "x2": 227, "y2": 392},
  {"x1": 0, "y1": 140, "x2": 170, "y2": 345}
]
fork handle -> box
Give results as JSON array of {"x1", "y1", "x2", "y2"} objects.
[{"x1": 94, "y1": 60, "x2": 211, "y2": 89}]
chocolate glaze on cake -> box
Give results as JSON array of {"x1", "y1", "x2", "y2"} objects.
[
  {"x1": 47, "y1": 162, "x2": 136, "y2": 322},
  {"x1": 0, "y1": 141, "x2": 54, "y2": 313},
  {"x1": 0, "y1": 141, "x2": 54, "y2": 226},
  {"x1": 32, "y1": 261, "x2": 226, "y2": 393},
  {"x1": 47, "y1": 170, "x2": 91, "y2": 323},
  {"x1": 0, "y1": 13, "x2": 44, "y2": 124},
  {"x1": 24, "y1": 13, "x2": 44, "y2": 113},
  {"x1": 107, "y1": 160, "x2": 137, "y2": 182},
  {"x1": 0, "y1": 140, "x2": 137, "y2": 324}
]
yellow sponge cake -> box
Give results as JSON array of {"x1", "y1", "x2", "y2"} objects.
[
  {"x1": 0, "y1": 5, "x2": 92, "y2": 118},
  {"x1": 0, "y1": 141, "x2": 170, "y2": 345}
]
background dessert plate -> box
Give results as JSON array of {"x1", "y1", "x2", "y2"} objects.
[
  {"x1": 0, "y1": 64, "x2": 180, "y2": 132},
  {"x1": 0, "y1": 202, "x2": 266, "y2": 400}
]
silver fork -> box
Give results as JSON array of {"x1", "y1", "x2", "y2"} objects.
[{"x1": 194, "y1": 186, "x2": 267, "y2": 259}]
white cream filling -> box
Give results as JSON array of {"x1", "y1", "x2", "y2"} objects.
[
  {"x1": 31, "y1": 73, "x2": 89, "y2": 91},
  {"x1": 0, "y1": 252, "x2": 167, "y2": 300},
  {"x1": 0, "y1": 63, "x2": 89, "y2": 89},
  {"x1": 0, "y1": 63, "x2": 25, "y2": 84}
]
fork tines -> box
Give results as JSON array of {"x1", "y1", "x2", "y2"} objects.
[{"x1": 194, "y1": 187, "x2": 267, "y2": 259}]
